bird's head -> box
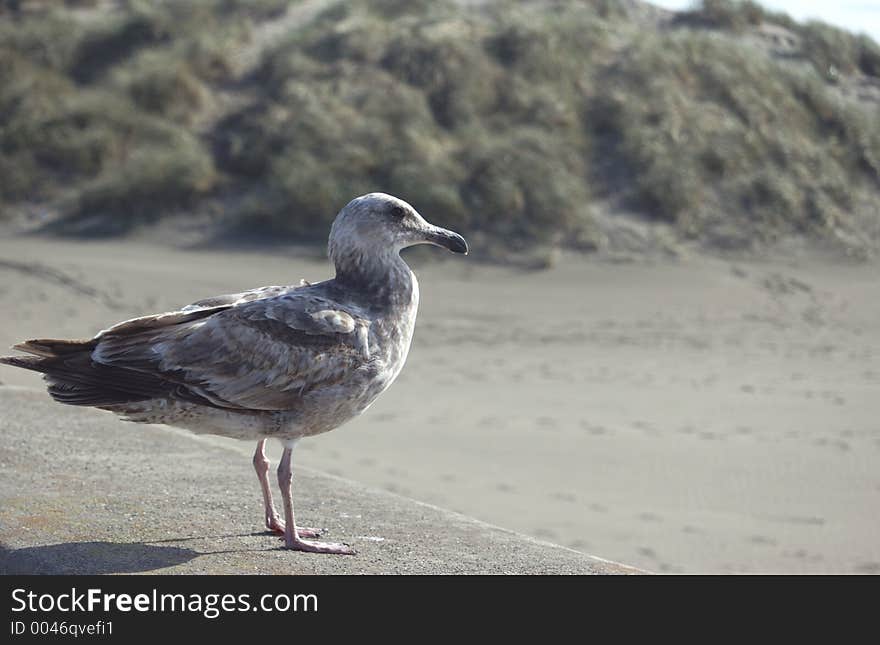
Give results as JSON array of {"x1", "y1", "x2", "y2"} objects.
[{"x1": 328, "y1": 193, "x2": 468, "y2": 270}]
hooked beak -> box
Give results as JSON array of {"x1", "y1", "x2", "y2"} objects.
[{"x1": 424, "y1": 226, "x2": 469, "y2": 255}]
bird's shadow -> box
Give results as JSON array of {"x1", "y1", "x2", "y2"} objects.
[
  {"x1": 1, "y1": 541, "x2": 202, "y2": 575},
  {"x1": 0, "y1": 529, "x2": 283, "y2": 574}
]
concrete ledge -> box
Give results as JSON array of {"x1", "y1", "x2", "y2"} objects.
[{"x1": 0, "y1": 388, "x2": 641, "y2": 574}]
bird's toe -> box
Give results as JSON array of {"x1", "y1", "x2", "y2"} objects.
[
  {"x1": 282, "y1": 537, "x2": 355, "y2": 555},
  {"x1": 296, "y1": 526, "x2": 324, "y2": 539}
]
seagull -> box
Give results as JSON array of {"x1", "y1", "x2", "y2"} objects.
[{"x1": 0, "y1": 193, "x2": 468, "y2": 555}]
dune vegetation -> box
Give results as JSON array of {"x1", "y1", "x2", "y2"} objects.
[{"x1": 1, "y1": 0, "x2": 878, "y2": 257}]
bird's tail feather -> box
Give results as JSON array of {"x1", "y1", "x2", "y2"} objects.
[
  {"x1": 0, "y1": 354, "x2": 49, "y2": 372},
  {"x1": 11, "y1": 337, "x2": 97, "y2": 358},
  {"x1": 0, "y1": 349, "x2": 160, "y2": 407}
]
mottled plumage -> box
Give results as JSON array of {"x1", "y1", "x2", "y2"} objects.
[{"x1": 1, "y1": 193, "x2": 468, "y2": 554}]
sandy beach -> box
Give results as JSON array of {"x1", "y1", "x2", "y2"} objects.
[{"x1": 0, "y1": 235, "x2": 878, "y2": 573}]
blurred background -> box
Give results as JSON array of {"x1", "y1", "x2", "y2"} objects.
[{"x1": 0, "y1": 0, "x2": 878, "y2": 573}]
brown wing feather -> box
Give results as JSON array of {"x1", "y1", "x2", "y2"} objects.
[
  {"x1": 92, "y1": 293, "x2": 371, "y2": 411},
  {"x1": 181, "y1": 285, "x2": 290, "y2": 311},
  {"x1": 1, "y1": 284, "x2": 367, "y2": 412}
]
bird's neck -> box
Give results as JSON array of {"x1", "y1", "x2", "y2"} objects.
[{"x1": 333, "y1": 246, "x2": 416, "y2": 311}]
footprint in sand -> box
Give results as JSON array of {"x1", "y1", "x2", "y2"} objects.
[
  {"x1": 539, "y1": 364, "x2": 557, "y2": 379},
  {"x1": 637, "y1": 547, "x2": 658, "y2": 559},
  {"x1": 589, "y1": 503, "x2": 608, "y2": 513},
  {"x1": 632, "y1": 420, "x2": 658, "y2": 434},
  {"x1": 748, "y1": 535, "x2": 777, "y2": 546},
  {"x1": 495, "y1": 482, "x2": 515, "y2": 493},
  {"x1": 682, "y1": 525, "x2": 702, "y2": 534},
  {"x1": 656, "y1": 563, "x2": 685, "y2": 573},
  {"x1": 580, "y1": 421, "x2": 608, "y2": 435},
  {"x1": 784, "y1": 549, "x2": 824, "y2": 562},
  {"x1": 536, "y1": 416, "x2": 558, "y2": 430},
  {"x1": 854, "y1": 562, "x2": 880, "y2": 573},
  {"x1": 814, "y1": 437, "x2": 850, "y2": 451},
  {"x1": 550, "y1": 491, "x2": 577, "y2": 503},
  {"x1": 533, "y1": 527, "x2": 558, "y2": 540},
  {"x1": 638, "y1": 512, "x2": 663, "y2": 523}
]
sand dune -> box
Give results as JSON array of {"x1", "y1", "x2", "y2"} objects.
[{"x1": 0, "y1": 236, "x2": 877, "y2": 573}]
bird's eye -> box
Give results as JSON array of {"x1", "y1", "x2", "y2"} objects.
[{"x1": 390, "y1": 205, "x2": 406, "y2": 219}]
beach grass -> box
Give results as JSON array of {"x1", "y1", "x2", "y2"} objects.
[{"x1": 1, "y1": 0, "x2": 878, "y2": 255}]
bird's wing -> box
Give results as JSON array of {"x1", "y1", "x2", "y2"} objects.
[
  {"x1": 92, "y1": 283, "x2": 308, "y2": 340},
  {"x1": 92, "y1": 291, "x2": 372, "y2": 411},
  {"x1": 180, "y1": 284, "x2": 298, "y2": 311}
]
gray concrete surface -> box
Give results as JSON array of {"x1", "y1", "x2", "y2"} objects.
[{"x1": 0, "y1": 388, "x2": 640, "y2": 574}]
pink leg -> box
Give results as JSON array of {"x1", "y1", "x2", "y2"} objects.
[
  {"x1": 253, "y1": 439, "x2": 321, "y2": 538},
  {"x1": 277, "y1": 443, "x2": 354, "y2": 555}
]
